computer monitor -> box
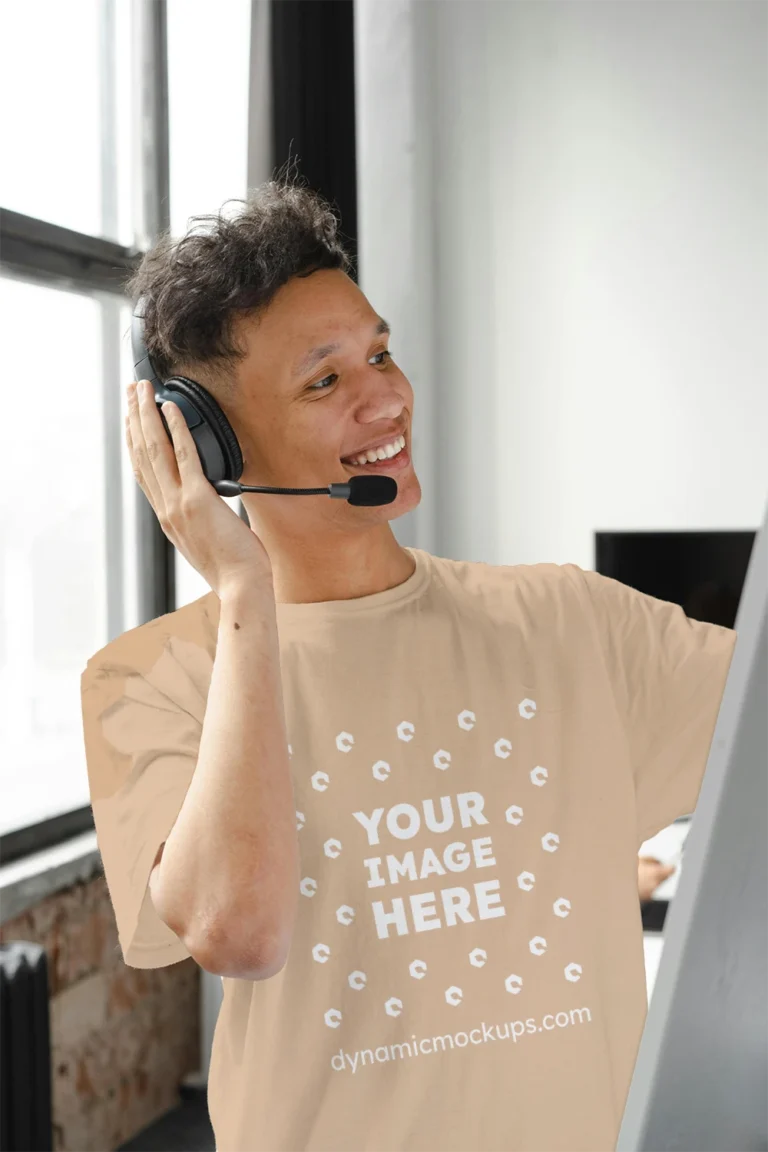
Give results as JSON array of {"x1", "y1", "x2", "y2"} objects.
[{"x1": 616, "y1": 495, "x2": 767, "y2": 1152}]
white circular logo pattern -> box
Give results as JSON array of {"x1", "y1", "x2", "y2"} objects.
[
  {"x1": 372, "y1": 760, "x2": 391, "y2": 781},
  {"x1": 302, "y1": 700, "x2": 576, "y2": 1026}
]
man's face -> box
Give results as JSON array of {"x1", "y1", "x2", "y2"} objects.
[{"x1": 229, "y1": 268, "x2": 421, "y2": 525}]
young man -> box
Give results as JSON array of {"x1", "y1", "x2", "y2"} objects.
[{"x1": 81, "y1": 177, "x2": 736, "y2": 1152}]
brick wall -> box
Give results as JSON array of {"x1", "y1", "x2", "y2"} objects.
[{"x1": 0, "y1": 871, "x2": 200, "y2": 1152}]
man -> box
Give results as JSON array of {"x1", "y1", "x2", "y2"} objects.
[{"x1": 80, "y1": 175, "x2": 736, "y2": 1152}]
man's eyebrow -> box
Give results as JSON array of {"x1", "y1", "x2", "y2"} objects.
[{"x1": 291, "y1": 318, "x2": 391, "y2": 378}]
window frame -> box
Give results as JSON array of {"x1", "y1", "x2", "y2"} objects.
[{"x1": 0, "y1": 0, "x2": 173, "y2": 868}]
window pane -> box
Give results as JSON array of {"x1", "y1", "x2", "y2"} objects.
[
  {"x1": 166, "y1": 0, "x2": 252, "y2": 607},
  {"x1": 0, "y1": 0, "x2": 136, "y2": 247},
  {"x1": 167, "y1": 0, "x2": 251, "y2": 239},
  {"x1": 0, "y1": 278, "x2": 138, "y2": 836}
]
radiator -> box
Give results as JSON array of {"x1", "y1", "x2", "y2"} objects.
[{"x1": 0, "y1": 942, "x2": 53, "y2": 1152}]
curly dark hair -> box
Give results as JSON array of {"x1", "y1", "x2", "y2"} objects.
[{"x1": 124, "y1": 162, "x2": 355, "y2": 398}]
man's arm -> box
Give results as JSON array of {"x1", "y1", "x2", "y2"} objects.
[{"x1": 149, "y1": 580, "x2": 300, "y2": 980}]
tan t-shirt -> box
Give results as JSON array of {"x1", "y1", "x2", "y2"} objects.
[{"x1": 80, "y1": 547, "x2": 736, "y2": 1152}]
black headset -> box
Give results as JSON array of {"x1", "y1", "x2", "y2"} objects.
[
  {"x1": 131, "y1": 296, "x2": 247, "y2": 495},
  {"x1": 130, "y1": 295, "x2": 395, "y2": 507}
]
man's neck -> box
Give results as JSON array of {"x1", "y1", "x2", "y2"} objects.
[{"x1": 248, "y1": 521, "x2": 416, "y2": 605}]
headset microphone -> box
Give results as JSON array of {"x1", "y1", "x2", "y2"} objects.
[
  {"x1": 213, "y1": 475, "x2": 397, "y2": 506},
  {"x1": 130, "y1": 296, "x2": 398, "y2": 507}
]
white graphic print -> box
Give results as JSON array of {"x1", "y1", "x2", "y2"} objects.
[
  {"x1": 372, "y1": 760, "x2": 391, "y2": 781},
  {"x1": 300, "y1": 696, "x2": 585, "y2": 1041}
]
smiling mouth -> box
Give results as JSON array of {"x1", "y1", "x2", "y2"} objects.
[
  {"x1": 340, "y1": 433, "x2": 407, "y2": 467},
  {"x1": 340, "y1": 440, "x2": 411, "y2": 471}
]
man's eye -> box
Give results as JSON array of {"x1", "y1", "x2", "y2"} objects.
[{"x1": 308, "y1": 349, "x2": 392, "y2": 392}]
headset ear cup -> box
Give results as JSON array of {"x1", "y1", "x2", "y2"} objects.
[{"x1": 159, "y1": 376, "x2": 244, "y2": 485}]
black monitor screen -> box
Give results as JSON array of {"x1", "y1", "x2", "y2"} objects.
[{"x1": 594, "y1": 530, "x2": 756, "y2": 628}]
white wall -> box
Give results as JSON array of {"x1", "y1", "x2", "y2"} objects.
[
  {"x1": 355, "y1": 0, "x2": 768, "y2": 568},
  {"x1": 353, "y1": 0, "x2": 443, "y2": 553}
]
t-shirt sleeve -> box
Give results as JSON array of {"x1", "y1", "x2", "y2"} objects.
[
  {"x1": 564, "y1": 565, "x2": 737, "y2": 846},
  {"x1": 80, "y1": 650, "x2": 203, "y2": 969}
]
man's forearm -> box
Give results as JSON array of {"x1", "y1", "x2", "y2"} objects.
[{"x1": 150, "y1": 579, "x2": 300, "y2": 977}]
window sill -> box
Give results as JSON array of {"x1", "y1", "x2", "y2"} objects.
[{"x1": 0, "y1": 829, "x2": 102, "y2": 927}]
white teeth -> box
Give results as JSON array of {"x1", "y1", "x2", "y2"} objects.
[{"x1": 347, "y1": 435, "x2": 405, "y2": 466}]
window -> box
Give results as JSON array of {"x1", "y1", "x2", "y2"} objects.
[
  {"x1": 0, "y1": 0, "x2": 254, "y2": 859},
  {"x1": 0, "y1": 0, "x2": 135, "y2": 247},
  {"x1": 0, "y1": 282, "x2": 142, "y2": 837}
]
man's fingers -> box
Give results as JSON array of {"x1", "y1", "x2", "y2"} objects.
[
  {"x1": 129, "y1": 380, "x2": 168, "y2": 518},
  {"x1": 125, "y1": 388, "x2": 154, "y2": 506},
  {"x1": 157, "y1": 398, "x2": 207, "y2": 487}
]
